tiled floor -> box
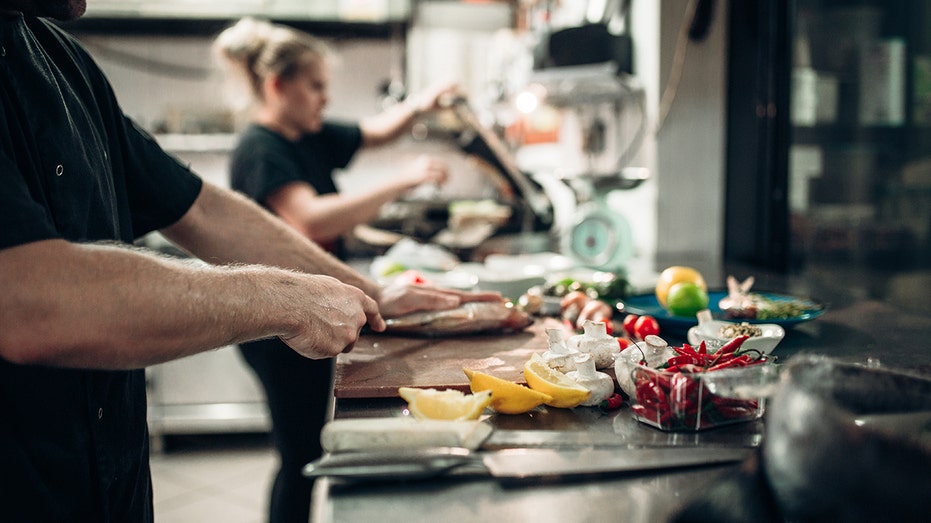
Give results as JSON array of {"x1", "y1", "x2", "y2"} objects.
[{"x1": 150, "y1": 434, "x2": 278, "y2": 523}]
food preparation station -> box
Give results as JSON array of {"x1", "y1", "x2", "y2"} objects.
[{"x1": 312, "y1": 262, "x2": 931, "y2": 522}]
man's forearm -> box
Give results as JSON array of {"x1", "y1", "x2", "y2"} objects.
[
  {"x1": 161, "y1": 182, "x2": 382, "y2": 301},
  {"x1": 0, "y1": 239, "x2": 306, "y2": 369}
]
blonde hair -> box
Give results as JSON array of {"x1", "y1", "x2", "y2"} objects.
[{"x1": 213, "y1": 18, "x2": 331, "y2": 106}]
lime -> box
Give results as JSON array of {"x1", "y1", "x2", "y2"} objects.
[{"x1": 666, "y1": 281, "x2": 710, "y2": 318}]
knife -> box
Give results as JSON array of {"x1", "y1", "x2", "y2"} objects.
[{"x1": 302, "y1": 446, "x2": 750, "y2": 483}]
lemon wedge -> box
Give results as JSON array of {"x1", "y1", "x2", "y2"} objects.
[
  {"x1": 463, "y1": 368, "x2": 553, "y2": 414},
  {"x1": 523, "y1": 353, "x2": 592, "y2": 408},
  {"x1": 398, "y1": 387, "x2": 492, "y2": 421}
]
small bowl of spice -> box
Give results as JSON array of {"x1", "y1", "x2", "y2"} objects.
[{"x1": 687, "y1": 310, "x2": 785, "y2": 355}]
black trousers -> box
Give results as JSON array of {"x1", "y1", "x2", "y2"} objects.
[{"x1": 239, "y1": 338, "x2": 334, "y2": 523}]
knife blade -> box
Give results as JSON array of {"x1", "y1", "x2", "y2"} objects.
[{"x1": 302, "y1": 446, "x2": 750, "y2": 483}]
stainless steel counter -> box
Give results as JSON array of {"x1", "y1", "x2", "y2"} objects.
[{"x1": 311, "y1": 262, "x2": 931, "y2": 523}]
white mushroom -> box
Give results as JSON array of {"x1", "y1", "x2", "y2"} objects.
[
  {"x1": 542, "y1": 327, "x2": 578, "y2": 373},
  {"x1": 576, "y1": 320, "x2": 620, "y2": 369},
  {"x1": 567, "y1": 353, "x2": 614, "y2": 407}
]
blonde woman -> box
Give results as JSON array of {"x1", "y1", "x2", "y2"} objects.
[{"x1": 214, "y1": 18, "x2": 479, "y2": 523}]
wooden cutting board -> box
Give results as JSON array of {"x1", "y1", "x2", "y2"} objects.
[{"x1": 334, "y1": 317, "x2": 564, "y2": 399}]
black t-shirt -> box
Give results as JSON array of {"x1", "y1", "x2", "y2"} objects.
[
  {"x1": 0, "y1": 14, "x2": 202, "y2": 522},
  {"x1": 229, "y1": 123, "x2": 362, "y2": 257}
]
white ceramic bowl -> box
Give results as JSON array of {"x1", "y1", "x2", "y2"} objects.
[{"x1": 687, "y1": 319, "x2": 786, "y2": 355}]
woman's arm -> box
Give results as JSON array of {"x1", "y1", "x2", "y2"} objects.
[
  {"x1": 359, "y1": 82, "x2": 458, "y2": 147},
  {"x1": 266, "y1": 156, "x2": 447, "y2": 243}
]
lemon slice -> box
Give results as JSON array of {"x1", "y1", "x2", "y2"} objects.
[
  {"x1": 463, "y1": 368, "x2": 553, "y2": 415},
  {"x1": 523, "y1": 353, "x2": 592, "y2": 408},
  {"x1": 398, "y1": 387, "x2": 492, "y2": 421}
]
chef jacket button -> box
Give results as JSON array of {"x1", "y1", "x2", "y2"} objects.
[
  {"x1": 97, "y1": 407, "x2": 103, "y2": 419},
  {"x1": 55, "y1": 164, "x2": 64, "y2": 177}
]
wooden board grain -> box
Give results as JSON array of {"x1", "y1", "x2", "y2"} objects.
[{"x1": 334, "y1": 318, "x2": 563, "y2": 399}]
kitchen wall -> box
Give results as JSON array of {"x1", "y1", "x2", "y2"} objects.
[{"x1": 654, "y1": 1, "x2": 729, "y2": 269}]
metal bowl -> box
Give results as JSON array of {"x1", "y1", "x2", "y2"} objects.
[{"x1": 763, "y1": 355, "x2": 931, "y2": 522}]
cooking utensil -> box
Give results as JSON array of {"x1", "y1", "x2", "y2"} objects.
[{"x1": 303, "y1": 446, "x2": 750, "y2": 482}]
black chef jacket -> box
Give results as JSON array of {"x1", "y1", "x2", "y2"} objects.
[{"x1": 0, "y1": 14, "x2": 202, "y2": 522}]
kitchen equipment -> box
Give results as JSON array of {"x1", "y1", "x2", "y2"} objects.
[
  {"x1": 303, "y1": 446, "x2": 750, "y2": 482},
  {"x1": 513, "y1": 64, "x2": 649, "y2": 272},
  {"x1": 763, "y1": 356, "x2": 931, "y2": 522}
]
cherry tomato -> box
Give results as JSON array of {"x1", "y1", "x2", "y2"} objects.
[
  {"x1": 622, "y1": 314, "x2": 639, "y2": 338},
  {"x1": 634, "y1": 315, "x2": 660, "y2": 339}
]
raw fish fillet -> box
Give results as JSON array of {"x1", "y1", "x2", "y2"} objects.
[{"x1": 384, "y1": 301, "x2": 533, "y2": 336}]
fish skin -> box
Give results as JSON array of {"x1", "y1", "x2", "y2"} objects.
[{"x1": 384, "y1": 301, "x2": 533, "y2": 336}]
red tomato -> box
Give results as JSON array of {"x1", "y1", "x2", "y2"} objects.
[
  {"x1": 634, "y1": 315, "x2": 660, "y2": 339},
  {"x1": 616, "y1": 337, "x2": 632, "y2": 350},
  {"x1": 622, "y1": 314, "x2": 639, "y2": 338}
]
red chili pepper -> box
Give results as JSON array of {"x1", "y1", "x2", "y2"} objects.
[
  {"x1": 635, "y1": 379, "x2": 667, "y2": 409},
  {"x1": 677, "y1": 363, "x2": 706, "y2": 374},
  {"x1": 698, "y1": 340, "x2": 707, "y2": 356},
  {"x1": 718, "y1": 335, "x2": 750, "y2": 355},
  {"x1": 668, "y1": 354, "x2": 704, "y2": 367},
  {"x1": 631, "y1": 403, "x2": 674, "y2": 426},
  {"x1": 708, "y1": 354, "x2": 753, "y2": 371},
  {"x1": 709, "y1": 335, "x2": 751, "y2": 366},
  {"x1": 599, "y1": 393, "x2": 624, "y2": 411},
  {"x1": 675, "y1": 343, "x2": 700, "y2": 357}
]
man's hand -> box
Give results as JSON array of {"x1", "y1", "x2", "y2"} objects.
[
  {"x1": 377, "y1": 282, "x2": 502, "y2": 319},
  {"x1": 278, "y1": 275, "x2": 385, "y2": 358}
]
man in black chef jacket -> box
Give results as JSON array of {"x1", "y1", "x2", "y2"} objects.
[{"x1": 0, "y1": 2, "x2": 489, "y2": 521}]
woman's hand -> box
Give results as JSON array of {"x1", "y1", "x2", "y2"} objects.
[
  {"x1": 408, "y1": 81, "x2": 461, "y2": 114},
  {"x1": 404, "y1": 155, "x2": 449, "y2": 189}
]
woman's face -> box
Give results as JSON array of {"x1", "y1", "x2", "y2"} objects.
[{"x1": 276, "y1": 59, "x2": 329, "y2": 135}]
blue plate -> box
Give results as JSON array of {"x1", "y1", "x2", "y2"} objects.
[{"x1": 618, "y1": 290, "x2": 825, "y2": 332}]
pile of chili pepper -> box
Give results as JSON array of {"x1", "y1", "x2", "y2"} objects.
[{"x1": 630, "y1": 335, "x2": 770, "y2": 431}]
